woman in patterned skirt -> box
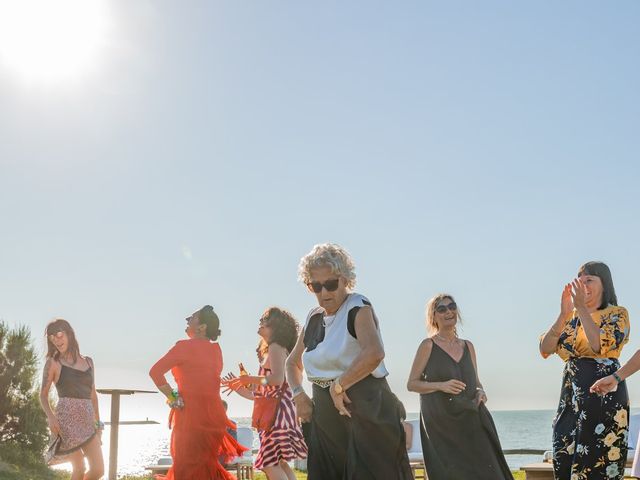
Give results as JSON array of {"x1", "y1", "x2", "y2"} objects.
[
  {"x1": 223, "y1": 307, "x2": 307, "y2": 480},
  {"x1": 39, "y1": 319, "x2": 104, "y2": 480},
  {"x1": 540, "y1": 261, "x2": 630, "y2": 480}
]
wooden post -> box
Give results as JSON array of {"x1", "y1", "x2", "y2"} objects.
[
  {"x1": 97, "y1": 389, "x2": 156, "y2": 480},
  {"x1": 108, "y1": 392, "x2": 121, "y2": 480}
]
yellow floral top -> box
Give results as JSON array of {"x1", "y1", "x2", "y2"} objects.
[{"x1": 542, "y1": 305, "x2": 630, "y2": 361}]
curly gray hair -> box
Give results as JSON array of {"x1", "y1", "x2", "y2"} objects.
[{"x1": 298, "y1": 243, "x2": 357, "y2": 290}]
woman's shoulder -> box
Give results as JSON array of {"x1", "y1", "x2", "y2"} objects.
[
  {"x1": 44, "y1": 357, "x2": 62, "y2": 371},
  {"x1": 305, "y1": 306, "x2": 325, "y2": 323},
  {"x1": 347, "y1": 292, "x2": 372, "y2": 307},
  {"x1": 603, "y1": 305, "x2": 629, "y2": 320},
  {"x1": 610, "y1": 305, "x2": 628, "y2": 315},
  {"x1": 419, "y1": 337, "x2": 435, "y2": 351}
]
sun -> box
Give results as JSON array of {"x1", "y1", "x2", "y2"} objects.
[{"x1": 0, "y1": 0, "x2": 111, "y2": 84}]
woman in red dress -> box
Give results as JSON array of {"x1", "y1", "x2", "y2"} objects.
[{"x1": 150, "y1": 305, "x2": 246, "y2": 480}]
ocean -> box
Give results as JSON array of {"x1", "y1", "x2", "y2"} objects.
[{"x1": 56, "y1": 409, "x2": 562, "y2": 476}]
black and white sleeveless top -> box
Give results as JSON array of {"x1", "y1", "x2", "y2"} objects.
[{"x1": 302, "y1": 293, "x2": 389, "y2": 382}]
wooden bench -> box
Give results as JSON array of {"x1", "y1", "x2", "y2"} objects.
[{"x1": 521, "y1": 458, "x2": 633, "y2": 479}]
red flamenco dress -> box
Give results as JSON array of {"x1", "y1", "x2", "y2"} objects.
[{"x1": 150, "y1": 338, "x2": 247, "y2": 480}]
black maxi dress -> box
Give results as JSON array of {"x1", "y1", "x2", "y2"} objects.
[{"x1": 420, "y1": 340, "x2": 513, "y2": 480}]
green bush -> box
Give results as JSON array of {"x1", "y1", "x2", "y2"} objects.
[{"x1": 0, "y1": 321, "x2": 50, "y2": 476}]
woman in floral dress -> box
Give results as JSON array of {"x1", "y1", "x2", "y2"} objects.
[{"x1": 540, "y1": 261, "x2": 630, "y2": 480}]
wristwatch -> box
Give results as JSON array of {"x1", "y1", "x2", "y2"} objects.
[{"x1": 332, "y1": 378, "x2": 344, "y2": 395}]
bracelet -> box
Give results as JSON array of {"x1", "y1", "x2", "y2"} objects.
[
  {"x1": 291, "y1": 385, "x2": 305, "y2": 398},
  {"x1": 613, "y1": 372, "x2": 623, "y2": 383}
]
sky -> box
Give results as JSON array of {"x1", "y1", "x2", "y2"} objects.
[{"x1": 1, "y1": 1, "x2": 639, "y2": 423}]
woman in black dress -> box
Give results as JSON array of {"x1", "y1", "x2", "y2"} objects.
[{"x1": 407, "y1": 293, "x2": 513, "y2": 480}]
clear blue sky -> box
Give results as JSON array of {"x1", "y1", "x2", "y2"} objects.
[{"x1": 1, "y1": 1, "x2": 639, "y2": 421}]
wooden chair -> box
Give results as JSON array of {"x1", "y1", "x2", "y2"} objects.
[{"x1": 225, "y1": 426, "x2": 255, "y2": 480}]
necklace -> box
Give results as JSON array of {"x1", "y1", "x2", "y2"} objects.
[
  {"x1": 435, "y1": 333, "x2": 458, "y2": 346},
  {"x1": 323, "y1": 294, "x2": 350, "y2": 327}
]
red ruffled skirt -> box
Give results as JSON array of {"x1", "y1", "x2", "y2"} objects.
[{"x1": 155, "y1": 392, "x2": 247, "y2": 480}]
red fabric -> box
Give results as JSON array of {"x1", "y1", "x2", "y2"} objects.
[{"x1": 150, "y1": 339, "x2": 247, "y2": 480}]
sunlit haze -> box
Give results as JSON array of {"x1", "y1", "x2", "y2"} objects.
[
  {"x1": 1, "y1": 1, "x2": 639, "y2": 425},
  {"x1": 0, "y1": 0, "x2": 111, "y2": 84}
]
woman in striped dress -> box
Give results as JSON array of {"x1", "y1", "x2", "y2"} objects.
[{"x1": 223, "y1": 307, "x2": 308, "y2": 480}]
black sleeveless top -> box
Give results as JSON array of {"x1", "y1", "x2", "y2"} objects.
[{"x1": 55, "y1": 359, "x2": 93, "y2": 400}]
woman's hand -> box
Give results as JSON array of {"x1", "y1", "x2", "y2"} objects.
[
  {"x1": 221, "y1": 372, "x2": 237, "y2": 395},
  {"x1": 293, "y1": 392, "x2": 314, "y2": 423},
  {"x1": 329, "y1": 385, "x2": 352, "y2": 418},
  {"x1": 560, "y1": 283, "x2": 574, "y2": 317},
  {"x1": 571, "y1": 278, "x2": 587, "y2": 311},
  {"x1": 590, "y1": 375, "x2": 618, "y2": 395},
  {"x1": 475, "y1": 388, "x2": 488, "y2": 406},
  {"x1": 221, "y1": 373, "x2": 254, "y2": 391},
  {"x1": 47, "y1": 414, "x2": 61, "y2": 436},
  {"x1": 438, "y1": 379, "x2": 466, "y2": 395}
]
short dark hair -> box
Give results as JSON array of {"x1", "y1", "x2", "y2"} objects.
[
  {"x1": 578, "y1": 261, "x2": 618, "y2": 310},
  {"x1": 198, "y1": 305, "x2": 221, "y2": 341}
]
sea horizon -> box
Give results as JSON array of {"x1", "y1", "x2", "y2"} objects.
[{"x1": 56, "y1": 408, "x2": 564, "y2": 476}]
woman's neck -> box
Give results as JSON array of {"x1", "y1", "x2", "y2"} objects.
[
  {"x1": 59, "y1": 351, "x2": 74, "y2": 364},
  {"x1": 325, "y1": 293, "x2": 349, "y2": 316},
  {"x1": 436, "y1": 329, "x2": 457, "y2": 341}
]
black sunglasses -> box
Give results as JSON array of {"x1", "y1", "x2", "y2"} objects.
[
  {"x1": 307, "y1": 278, "x2": 340, "y2": 294},
  {"x1": 435, "y1": 303, "x2": 457, "y2": 314}
]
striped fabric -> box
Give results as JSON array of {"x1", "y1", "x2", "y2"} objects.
[{"x1": 254, "y1": 366, "x2": 308, "y2": 469}]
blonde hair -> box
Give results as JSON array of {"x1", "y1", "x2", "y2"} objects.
[
  {"x1": 297, "y1": 243, "x2": 357, "y2": 290},
  {"x1": 425, "y1": 293, "x2": 463, "y2": 336}
]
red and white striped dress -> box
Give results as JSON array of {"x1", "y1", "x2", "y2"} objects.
[{"x1": 254, "y1": 365, "x2": 308, "y2": 469}]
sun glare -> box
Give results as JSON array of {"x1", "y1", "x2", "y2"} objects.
[{"x1": 0, "y1": 0, "x2": 110, "y2": 84}]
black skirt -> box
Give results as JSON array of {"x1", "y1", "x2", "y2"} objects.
[
  {"x1": 553, "y1": 357, "x2": 629, "y2": 480},
  {"x1": 303, "y1": 375, "x2": 413, "y2": 480}
]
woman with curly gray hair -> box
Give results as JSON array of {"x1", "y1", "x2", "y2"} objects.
[{"x1": 286, "y1": 243, "x2": 412, "y2": 480}]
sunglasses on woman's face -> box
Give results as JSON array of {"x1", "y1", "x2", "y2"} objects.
[
  {"x1": 307, "y1": 278, "x2": 340, "y2": 294},
  {"x1": 48, "y1": 331, "x2": 65, "y2": 341},
  {"x1": 435, "y1": 303, "x2": 457, "y2": 314}
]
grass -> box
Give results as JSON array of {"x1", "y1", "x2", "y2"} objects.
[
  {"x1": 23, "y1": 469, "x2": 528, "y2": 480},
  {"x1": 44, "y1": 472, "x2": 528, "y2": 479}
]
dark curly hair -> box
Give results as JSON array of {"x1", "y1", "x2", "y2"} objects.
[{"x1": 256, "y1": 307, "x2": 299, "y2": 362}]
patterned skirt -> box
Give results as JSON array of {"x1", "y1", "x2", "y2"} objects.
[
  {"x1": 48, "y1": 397, "x2": 97, "y2": 464},
  {"x1": 553, "y1": 357, "x2": 629, "y2": 480},
  {"x1": 254, "y1": 391, "x2": 307, "y2": 469}
]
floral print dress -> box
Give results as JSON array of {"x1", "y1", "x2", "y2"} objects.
[{"x1": 542, "y1": 305, "x2": 630, "y2": 480}]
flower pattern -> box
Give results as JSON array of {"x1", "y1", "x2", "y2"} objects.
[
  {"x1": 549, "y1": 305, "x2": 630, "y2": 480},
  {"x1": 555, "y1": 306, "x2": 629, "y2": 362},
  {"x1": 552, "y1": 358, "x2": 629, "y2": 480}
]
